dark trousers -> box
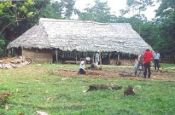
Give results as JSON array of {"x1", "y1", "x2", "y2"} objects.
[
  {"x1": 79, "y1": 68, "x2": 86, "y2": 74},
  {"x1": 154, "y1": 59, "x2": 160, "y2": 70},
  {"x1": 144, "y1": 62, "x2": 151, "y2": 78}
]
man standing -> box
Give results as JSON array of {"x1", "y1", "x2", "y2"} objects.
[
  {"x1": 143, "y1": 49, "x2": 153, "y2": 78},
  {"x1": 153, "y1": 51, "x2": 160, "y2": 70}
]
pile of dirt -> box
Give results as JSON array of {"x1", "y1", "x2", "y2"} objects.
[
  {"x1": 151, "y1": 71, "x2": 175, "y2": 81},
  {"x1": 86, "y1": 70, "x2": 119, "y2": 77},
  {"x1": 119, "y1": 71, "x2": 135, "y2": 77},
  {"x1": 0, "y1": 56, "x2": 31, "y2": 69}
]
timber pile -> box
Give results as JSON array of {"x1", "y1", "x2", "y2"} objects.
[{"x1": 0, "y1": 56, "x2": 31, "y2": 69}]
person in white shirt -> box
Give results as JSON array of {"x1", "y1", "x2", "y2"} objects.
[
  {"x1": 79, "y1": 59, "x2": 86, "y2": 74},
  {"x1": 134, "y1": 54, "x2": 143, "y2": 76},
  {"x1": 153, "y1": 51, "x2": 160, "y2": 70}
]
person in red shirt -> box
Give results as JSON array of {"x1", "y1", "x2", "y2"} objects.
[{"x1": 143, "y1": 49, "x2": 153, "y2": 78}]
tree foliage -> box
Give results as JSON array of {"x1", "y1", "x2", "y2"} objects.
[
  {"x1": 155, "y1": 0, "x2": 175, "y2": 54},
  {"x1": 120, "y1": 0, "x2": 154, "y2": 16},
  {"x1": 124, "y1": 0, "x2": 175, "y2": 55},
  {"x1": 77, "y1": 0, "x2": 112, "y2": 23},
  {"x1": 60, "y1": 0, "x2": 75, "y2": 19},
  {"x1": 0, "y1": 0, "x2": 67, "y2": 56}
]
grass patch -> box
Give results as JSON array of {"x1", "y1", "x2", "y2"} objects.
[
  {"x1": 0, "y1": 64, "x2": 175, "y2": 115},
  {"x1": 161, "y1": 63, "x2": 175, "y2": 72}
]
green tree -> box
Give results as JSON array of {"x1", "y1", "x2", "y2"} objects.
[
  {"x1": 38, "y1": 1, "x2": 62, "y2": 19},
  {"x1": 120, "y1": 0, "x2": 154, "y2": 17},
  {"x1": 60, "y1": 0, "x2": 75, "y2": 19},
  {"x1": 0, "y1": 0, "x2": 63, "y2": 56},
  {"x1": 155, "y1": 0, "x2": 175, "y2": 54},
  {"x1": 77, "y1": 0, "x2": 111, "y2": 23}
]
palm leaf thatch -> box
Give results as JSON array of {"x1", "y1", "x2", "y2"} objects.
[{"x1": 7, "y1": 18, "x2": 152, "y2": 55}]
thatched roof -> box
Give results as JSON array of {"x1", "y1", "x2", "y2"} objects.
[{"x1": 7, "y1": 18, "x2": 152, "y2": 55}]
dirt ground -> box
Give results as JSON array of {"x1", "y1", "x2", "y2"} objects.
[{"x1": 52, "y1": 68, "x2": 175, "y2": 81}]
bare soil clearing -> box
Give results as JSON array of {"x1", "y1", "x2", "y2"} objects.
[{"x1": 52, "y1": 68, "x2": 175, "y2": 81}]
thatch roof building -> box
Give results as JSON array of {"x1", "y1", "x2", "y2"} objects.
[{"x1": 7, "y1": 18, "x2": 152, "y2": 63}]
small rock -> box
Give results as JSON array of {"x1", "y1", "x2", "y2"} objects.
[{"x1": 36, "y1": 111, "x2": 48, "y2": 115}]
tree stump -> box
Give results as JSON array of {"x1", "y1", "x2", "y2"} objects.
[{"x1": 124, "y1": 86, "x2": 135, "y2": 96}]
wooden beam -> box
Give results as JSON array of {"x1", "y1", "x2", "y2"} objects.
[
  {"x1": 12, "y1": 48, "x2": 14, "y2": 56},
  {"x1": 108, "y1": 52, "x2": 111, "y2": 64},
  {"x1": 75, "y1": 51, "x2": 78, "y2": 64},
  {"x1": 118, "y1": 53, "x2": 120, "y2": 62},
  {"x1": 55, "y1": 49, "x2": 58, "y2": 63},
  {"x1": 100, "y1": 51, "x2": 102, "y2": 65},
  {"x1": 21, "y1": 47, "x2": 23, "y2": 56}
]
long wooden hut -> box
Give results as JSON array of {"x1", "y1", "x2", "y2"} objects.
[{"x1": 7, "y1": 18, "x2": 152, "y2": 64}]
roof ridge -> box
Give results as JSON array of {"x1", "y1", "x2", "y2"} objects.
[{"x1": 39, "y1": 18, "x2": 130, "y2": 25}]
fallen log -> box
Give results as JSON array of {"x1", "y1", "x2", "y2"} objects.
[{"x1": 87, "y1": 84, "x2": 122, "y2": 92}]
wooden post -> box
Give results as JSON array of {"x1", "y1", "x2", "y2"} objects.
[
  {"x1": 93, "y1": 53, "x2": 95, "y2": 63},
  {"x1": 75, "y1": 51, "x2": 78, "y2": 64},
  {"x1": 21, "y1": 47, "x2": 23, "y2": 56},
  {"x1": 108, "y1": 52, "x2": 111, "y2": 64},
  {"x1": 55, "y1": 49, "x2": 58, "y2": 63},
  {"x1": 100, "y1": 51, "x2": 102, "y2": 65},
  {"x1": 12, "y1": 48, "x2": 14, "y2": 56},
  {"x1": 117, "y1": 53, "x2": 120, "y2": 64}
]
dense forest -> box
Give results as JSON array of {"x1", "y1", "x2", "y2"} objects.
[{"x1": 0, "y1": 0, "x2": 175, "y2": 57}]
